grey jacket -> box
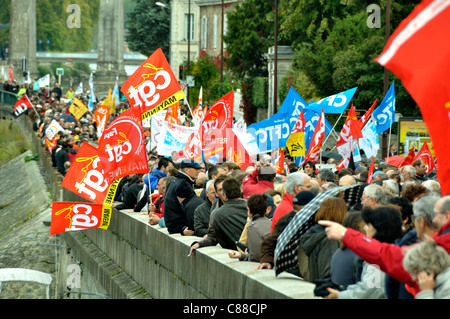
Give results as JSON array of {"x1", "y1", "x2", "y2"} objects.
[
  {"x1": 197, "y1": 198, "x2": 248, "y2": 250},
  {"x1": 240, "y1": 216, "x2": 271, "y2": 262},
  {"x1": 338, "y1": 262, "x2": 386, "y2": 299},
  {"x1": 300, "y1": 224, "x2": 339, "y2": 282}
]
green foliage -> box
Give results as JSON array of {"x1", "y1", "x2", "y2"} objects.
[
  {"x1": 36, "y1": 0, "x2": 100, "y2": 52},
  {"x1": 125, "y1": 0, "x2": 170, "y2": 58},
  {"x1": 187, "y1": 54, "x2": 236, "y2": 107},
  {"x1": 252, "y1": 77, "x2": 268, "y2": 109},
  {"x1": 281, "y1": 2, "x2": 422, "y2": 117},
  {"x1": 0, "y1": 119, "x2": 31, "y2": 167},
  {"x1": 223, "y1": 0, "x2": 274, "y2": 79}
]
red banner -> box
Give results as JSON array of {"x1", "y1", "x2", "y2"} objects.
[
  {"x1": 375, "y1": 0, "x2": 450, "y2": 194},
  {"x1": 50, "y1": 201, "x2": 113, "y2": 235},
  {"x1": 97, "y1": 107, "x2": 149, "y2": 182},
  {"x1": 271, "y1": 149, "x2": 284, "y2": 174},
  {"x1": 61, "y1": 142, "x2": 122, "y2": 204},
  {"x1": 336, "y1": 104, "x2": 362, "y2": 147},
  {"x1": 178, "y1": 131, "x2": 202, "y2": 161},
  {"x1": 92, "y1": 104, "x2": 110, "y2": 139},
  {"x1": 367, "y1": 157, "x2": 374, "y2": 183},
  {"x1": 413, "y1": 141, "x2": 436, "y2": 174},
  {"x1": 400, "y1": 147, "x2": 416, "y2": 167},
  {"x1": 359, "y1": 99, "x2": 378, "y2": 129},
  {"x1": 304, "y1": 109, "x2": 325, "y2": 163},
  {"x1": 199, "y1": 91, "x2": 234, "y2": 158},
  {"x1": 226, "y1": 129, "x2": 254, "y2": 171},
  {"x1": 120, "y1": 48, "x2": 185, "y2": 121},
  {"x1": 164, "y1": 101, "x2": 180, "y2": 125},
  {"x1": 12, "y1": 95, "x2": 33, "y2": 118}
]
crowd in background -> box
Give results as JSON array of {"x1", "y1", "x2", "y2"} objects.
[{"x1": 7, "y1": 81, "x2": 450, "y2": 300}]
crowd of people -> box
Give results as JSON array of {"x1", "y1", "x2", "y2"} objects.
[
  {"x1": 9, "y1": 80, "x2": 450, "y2": 299},
  {"x1": 114, "y1": 150, "x2": 449, "y2": 299}
]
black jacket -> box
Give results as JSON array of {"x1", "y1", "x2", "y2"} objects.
[
  {"x1": 182, "y1": 194, "x2": 205, "y2": 233},
  {"x1": 164, "y1": 171, "x2": 196, "y2": 234}
]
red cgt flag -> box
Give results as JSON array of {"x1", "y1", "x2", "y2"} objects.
[
  {"x1": 413, "y1": 141, "x2": 436, "y2": 174},
  {"x1": 177, "y1": 131, "x2": 202, "y2": 162},
  {"x1": 61, "y1": 142, "x2": 122, "y2": 204},
  {"x1": 50, "y1": 201, "x2": 113, "y2": 235},
  {"x1": 375, "y1": 0, "x2": 450, "y2": 194},
  {"x1": 97, "y1": 107, "x2": 149, "y2": 182},
  {"x1": 121, "y1": 48, "x2": 185, "y2": 121},
  {"x1": 199, "y1": 91, "x2": 234, "y2": 159}
]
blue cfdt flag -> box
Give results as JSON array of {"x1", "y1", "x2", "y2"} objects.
[
  {"x1": 247, "y1": 87, "x2": 308, "y2": 153},
  {"x1": 372, "y1": 81, "x2": 395, "y2": 134},
  {"x1": 306, "y1": 87, "x2": 358, "y2": 114}
]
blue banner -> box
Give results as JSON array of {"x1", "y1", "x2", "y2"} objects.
[
  {"x1": 247, "y1": 87, "x2": 308, "y2": 152},
  {"x1": 306, "y1": 87, "x2": 358, "y2": 114},
  {"x1": 372, "y1": 81, "x2": 395, "y2": 134}
]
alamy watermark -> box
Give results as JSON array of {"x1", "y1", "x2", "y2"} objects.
[
  {"x1": 367, "y1": 4, "x2": 381, "y2": 29},
  {"x1": 66, "y1": 264, "x2": 81, "y2": 289},
  {"x1": 67, "y1": 4, "x2": 81, "y2": 28}
]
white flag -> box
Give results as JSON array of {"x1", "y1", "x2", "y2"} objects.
[
  {"x1": 111, "y1": 75, "x2": 120, "y2": 107},
  {"x1": 75, "y1": 82, "x2": 83, "y2": 95},
  {"x1": 38, "y1": 74, "x2": 50, "y2": 88},
  {"x1": 89, "y1": 72, "x2": 96, "y2": 103},
  {"x1": 358, "y1": 119, "x2": 380, "y2": 159},
  {"x1": 45, "y1": 119, "x2": 64, "y2": 141}
]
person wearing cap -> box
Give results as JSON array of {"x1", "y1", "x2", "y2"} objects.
[
  {"x1": 164, "y1": 159, "x2": 203, "y2": 235},
  {"x1": 270, "y1": 172, "x2": 311, "y2": 232},
  {"x1": 257, "y1": 190, "x2": 316, "y2": 273},
  {"x1": 242, "y1": 164, "x2": 276, "y2": 199}
]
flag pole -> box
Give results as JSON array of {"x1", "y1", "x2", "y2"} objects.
[
  {"x1": 323, "y1": 110, "x2": 345, "y2": 147},
  {"x1": 386, "y1": 126, "x2": 392, "y2": 164},
  {"x1": 184, "y1": 97, "x2": 195, "y2": 119}
]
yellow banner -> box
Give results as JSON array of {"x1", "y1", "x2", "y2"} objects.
[
  {"x1": 70, "y1": 98, "x2": 89, "y2": 120},
  {"x1": 141, "y1": 90, "x2": 185, "y2": 121},
  {"x1": 286, "y1": 132, "x2": 305, "y2": 157}
]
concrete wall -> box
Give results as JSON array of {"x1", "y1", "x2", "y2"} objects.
[{"x1": 16, "y1": 114, "x2": 317, "y2": 299}]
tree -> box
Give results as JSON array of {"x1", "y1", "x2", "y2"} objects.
[
  {"x1": 224, "y1": 0, "x2": 275, "y2": 79},
  {"x1": 35, "y1": 0, "x2": 99, "y2": 52},
  {"x1": 279, "y1": 0, "x2": 421, "y2": 117},
  {"x1": 125, "y1": 0, "x2": 170, "y2": 58},
  {"x1": 186, "y1": 54, "x2": 236, "y2": 108},
  {"x1": 223, "y1": 0, "x2": 274, "y2": 123}
]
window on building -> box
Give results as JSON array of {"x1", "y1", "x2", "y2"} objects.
[
  {"x1": 213, "y1": 15, "x2": 218, "y2": 49},
  {"x1": 184, "y1": 13, "x2": 195, "y2": 41},
  {"x1": 201, "y1": 16, "x2": 208, "y2": 49}
]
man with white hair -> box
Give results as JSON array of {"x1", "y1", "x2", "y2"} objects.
[
  {"x1": 422, "y1": 179, "x2": 441, "y2": 195},
  {"x1": 194, "y1": 180, "x2": 216, "y2": 237},
  {"x1": 383, "y1": 179, "x2": 399, "y2": 197},
  {"x1": 270, "y1": 172, "x2": 311, "y2": 231},
  {"x1": 361, "y1": 184, "x2": 388, "y2": 208},
  {"x1": 400, "y1": 165, "x2": 416, "y2": 183}
]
